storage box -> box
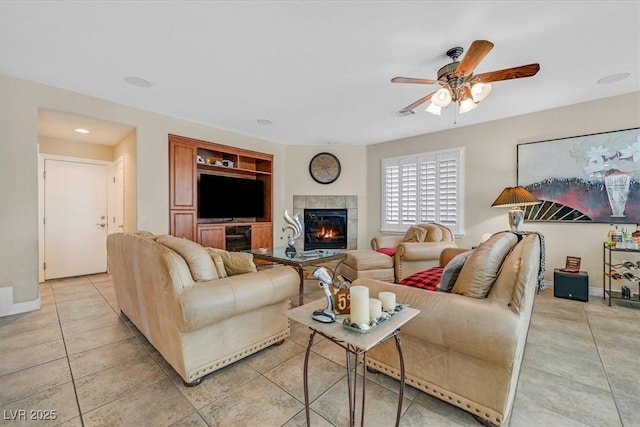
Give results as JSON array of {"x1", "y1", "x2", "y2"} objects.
[{"x1": 553, "y1": 268, "x2": 589, "y2": 302}]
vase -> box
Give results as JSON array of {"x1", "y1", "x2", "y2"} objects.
[{"x1": 604, "y1": 174, "x2": 631, "y2": 217}]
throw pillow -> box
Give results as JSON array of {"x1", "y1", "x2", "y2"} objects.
[
  {"x1": 210, "y1": 252, "x2": 228, "y2": 278},
  {"x1": 376, "y1": 247, "x2": 396, "y2": 257},
  {"x1": 207, "y1": 248, "x2": 257, "y2": 276},
  {"x1": 436, "y1": 250, "x2": 474, "y2": 292},
  {"x1": 156, "y1": 235, "x2": 218, "y2": 282},
  {"x1": 403, "y1": 226, "x2": 427, "y2": 242},
  {"x1": 397, "y1": 267, "x2": 444, "y2": 291},
  {"x1": 451, "y1": 232, "x2": 518, "y2": 298},
  {"x1": 422, "y1": 224, "x2": 444, "y2": 242}
]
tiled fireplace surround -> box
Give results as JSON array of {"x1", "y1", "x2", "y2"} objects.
[{"x1": 292, "y1": 195, "x2": 358, "y2": 251}]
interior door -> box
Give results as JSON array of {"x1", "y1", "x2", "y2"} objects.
[{"x1": 44, "y1": 158, "x2": 108, "y2": 279}]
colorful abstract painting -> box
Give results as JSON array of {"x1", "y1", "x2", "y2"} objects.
[{"x1": 517, "y1": 127, "x2": 640, "y2": 223}]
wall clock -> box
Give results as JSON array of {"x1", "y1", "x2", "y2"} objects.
[{"x1": 309, "y1": 152, "x2": 341, "y2": 184}]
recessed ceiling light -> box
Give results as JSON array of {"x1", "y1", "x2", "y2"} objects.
[
  {"x1": 597, "y1": 73, "x2": 631, "y2": 84},
  {"x1": 257, "y1": 119, "x2": 273, "y2": 125},
  {"x1": 74, "y1": 128, "x2": 90, "y2": 134},
  {"x1": 124, "y1": 76, "x2": 153, "y2": 87}
]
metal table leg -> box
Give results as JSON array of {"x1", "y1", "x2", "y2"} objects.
[
  {"x1": 303, "y1": 330, "x2": 316, "y2": 426},
  {"x1": 394, "y1": 334, "x2": 405, "y2": 427}
]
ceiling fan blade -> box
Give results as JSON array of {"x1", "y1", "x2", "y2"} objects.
[
  {"x1": 391, "y1": 76, "x2": 439, "y2": 84},
  {"x1": 455, "y1": 40, "x2": 494, "y2": 77},
  {"x1": 472, "y1": 63, "x2": 540, "y2": 83},
  {"x1": 400, "y1": 91, "x2": 437, "y2": 112}
]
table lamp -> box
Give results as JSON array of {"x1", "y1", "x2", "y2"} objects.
[{"x1": 491, "y1": 186, "x2": 541, "y2": 232}]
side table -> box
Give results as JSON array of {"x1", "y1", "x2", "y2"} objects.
[{"x1": 287, "y1": 298, "x2": 420, "y2": 427}]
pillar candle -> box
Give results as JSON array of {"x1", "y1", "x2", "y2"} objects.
[
  {"x1": 349, "y1": 286, "x2": 369, "y2": 325},
  {"x1": 378, "y1": 291, "x2": 396, "y2": 312},
  {"x1": 369, "y1": 298, "x2": 382, "y2": 322}
]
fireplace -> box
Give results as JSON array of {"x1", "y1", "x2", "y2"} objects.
[{"x1": 304, "y1": 209, "x2": 348, "y2": 250}]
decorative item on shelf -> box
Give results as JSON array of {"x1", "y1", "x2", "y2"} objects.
[
  {"x1": 491, "y1": 186, "x2": 542, "y2": 232},
  {"x1": 282, "y1": 209, "x2": 302, "y2": 254},
  {"x1": 221, "y1": 159, "x2": 234, "y2": 168},
  {"x1": 311, "y1": 267, "x2": 336, "y2": 323},
  {"x1": 559, "y1": 256, "x2": 581, "y2": 273},
  {"x1": 196, "y1": 155, "x2": 205, "y2": 164}
]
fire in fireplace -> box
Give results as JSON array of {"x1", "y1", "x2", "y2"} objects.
[{"x1": 304, "y1": 208, "x2": 348, "y2": 250}]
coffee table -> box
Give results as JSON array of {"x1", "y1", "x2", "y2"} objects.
[
  {"x1": 250, "y1": 248, "x2": 347, "y2": 305},
  {"x1": 287, "y1": 298, "x2": 420, "y2": 427}
]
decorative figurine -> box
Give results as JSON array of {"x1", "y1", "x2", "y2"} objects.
[
  {"x1": 311, "y1": 267, "x2": 336, "y2": 323},
  {"x1": 282, "y1": 209, "x2": 303, "y2": 252}
]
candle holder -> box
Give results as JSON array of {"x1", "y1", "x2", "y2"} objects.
[{"x1": 342, "y1": 304, "x2": 407, "y2": 333}]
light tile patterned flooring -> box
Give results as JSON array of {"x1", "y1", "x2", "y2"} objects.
[{"x1": 1, "y1": 273, "x2": 639, "y2": 426}]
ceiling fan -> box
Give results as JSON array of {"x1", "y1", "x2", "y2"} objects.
[{"x1": 392, "y1": 40, "x2": 540, "y2": 115}]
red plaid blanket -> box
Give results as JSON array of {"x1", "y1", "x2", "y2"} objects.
[{"x1": 397, "y1": 266, "x2": 443, "y2": 291}]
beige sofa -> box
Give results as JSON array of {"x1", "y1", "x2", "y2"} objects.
[
  {"x1": 354, "y1": 231, "x2": 542, "y2": 426},
  {"x1": 107, "y1": 232, "x2": 299, "y2": 385}
]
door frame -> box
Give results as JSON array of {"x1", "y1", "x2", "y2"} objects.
[
  {"x1": 38, "y1": 153, "x2": 113, "y2": 282},
  {"x1": 108, "y1": 154, "x2": 125, "y2": 235}
]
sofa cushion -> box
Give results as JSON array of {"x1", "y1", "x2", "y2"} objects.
[
  {"x1": 207, "y1": 248, "x2": 257, "y2": 276},
  {"x1": 156, "y1": 235, "x2": 218, "y2": 282},
  {"x1": 437, "y1": 250, "x2": 474, "y2": 292},
  {"x1": 376, "y1": 247, "x2": 396, "y2": 257},
  {"x1": 345, "y1": 250, "x2": 395, "y2": 270},
  {"x1": 403, "y1": 226, "x2": 427, "y2": 242},
  {"x1": 452, "y1": 232, "x2": 517, "y2": 298},
  {"x1": 398, "y1": 266, "x2": 443, "y2": 291}
]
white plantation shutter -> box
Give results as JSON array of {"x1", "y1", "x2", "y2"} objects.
[
  {"x1": 381, "y1": 148, "x2": 464, "y2": 235},
  {"x1": 384, "y1": 164, "x2": 399, "y2": 225}
]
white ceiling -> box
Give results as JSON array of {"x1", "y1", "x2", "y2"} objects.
[{"x1": 1, "y1": 1, "x2": 639, "y2": 146}]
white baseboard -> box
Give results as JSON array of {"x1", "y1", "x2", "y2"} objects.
[{"x1": 0, "y1": 286, "x2": 41, "y2": 317}]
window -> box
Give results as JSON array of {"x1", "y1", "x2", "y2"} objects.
[{"x1": 381, "y1": 147, "x2": 464, "y2": 235}]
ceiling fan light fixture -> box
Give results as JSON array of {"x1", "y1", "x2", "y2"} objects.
[
  {"x1": 425, "y1": 102, "x2": 442, "y2": 116},
  {"x1": 459, "y1": 98, "x2": 477, "y2": 114},
  {"x1": 431, "y1": 87, "x2": 452, "y2": 107},
  {"x1": 470, "y1": 82, "x2": 492, "y2": 102}
]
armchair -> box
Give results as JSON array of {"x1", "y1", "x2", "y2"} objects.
[{"x1": 371, "y1": 223, "x2": 457, "y2": 281}]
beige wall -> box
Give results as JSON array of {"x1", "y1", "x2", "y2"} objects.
[
  {"x1": 0, "y1": 74, "x2": 287, "y2": 304},
  {"x1": 1, "y1": 71, "x2": 638, "y2": 306},
  {"x1": 367, "y1": 92, "x2": 640, "y2": 286},
  {"x1": 113, "y1": 130, "x2": 137, "y2": 233},
  {"x1": 282, "y1": 145, "x2": 368, "y2": 248}
]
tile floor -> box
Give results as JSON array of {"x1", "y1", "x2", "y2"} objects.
[{"x1": 1, "y1": 272, "x2": 639, "y2": 426}]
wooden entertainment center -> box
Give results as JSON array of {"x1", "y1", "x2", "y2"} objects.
[{"x1": 169, "y1": 134, "x2": 273, "y2": 249}]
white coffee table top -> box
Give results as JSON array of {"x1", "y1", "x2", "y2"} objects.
[{"x1": 287, "y1": 298, "x2": 420, "y2": 352}]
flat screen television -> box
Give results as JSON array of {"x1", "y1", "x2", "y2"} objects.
[{"x1": 198, "y1": 174, "x2": 265, "y2": 219}]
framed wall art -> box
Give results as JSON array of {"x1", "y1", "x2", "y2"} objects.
[{"x1": 517, "y1": 127, "x2": 640, "y2": 223}]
